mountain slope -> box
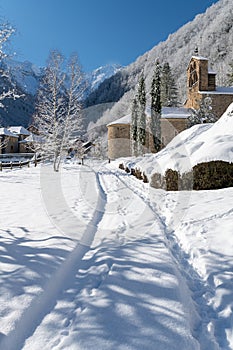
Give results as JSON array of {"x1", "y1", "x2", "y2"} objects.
[
  {"x1": 86, "y1": 64, "x2": 122, "y2": 94},
  {"x1": 85, "y1": 0, "x2": 233, "y2": 120},
  {"x1": 0, "y1": 60, "x2": 121, "y2": 127}
]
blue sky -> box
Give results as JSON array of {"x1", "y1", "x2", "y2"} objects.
[{"x1": 0, "y1": 0, "x2": 219, "y2": 72}]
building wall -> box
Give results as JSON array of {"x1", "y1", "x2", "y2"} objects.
[
  {"x1": 108, "y1": 118, "x2": 188, "y2": 158},
  {"x1": 185, "y1": 92, "x2": 233, "y2": 118},
  {"x1": 108, "y1": 124, "x2": 131, "y2": 159},
  {"x1": 206, "y1": 94, "x2": 233, "y2": 118},
  {"x1": 161, "y1": 118, "x2": 188, "y2": 146},
  {"x1": 3, "y1": 137, "x2": 18, "y2": 153}
]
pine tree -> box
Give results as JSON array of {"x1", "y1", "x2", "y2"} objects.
[
  {"x1": 227, "y1": 61, "x2": 233, "y2": 86},
  {"x1": 131, "y1": 95, "x2": 139, "y2": 156},
  {"x1": 150, "y1": 61, "x2": 161, "y2": 152},
  {"x1": 137, "y1": 73, "x2": 146, "y2": 155},
  {"x1": 161, "y1": 62, "x2": 178, "y2": 107}
]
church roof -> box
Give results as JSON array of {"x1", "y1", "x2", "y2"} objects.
[
  {"x1": 199, "y1": 86, "x2": 233, "y2": 95},
  {"x1": 191, "y1": 55, "x2": 208, "y2": 61},
  {"x1": 107, "y1": 107, "x2": 193, "y2": 126},
  {"x1": 162, "y1": 107, "x2": 193, "y2": 119},
  {"x1": 107, "y1": 113, "x2": 131, "y2": 126}
]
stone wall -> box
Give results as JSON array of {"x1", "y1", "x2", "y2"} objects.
[
  {"x1": 108, "y1": 124, "x2": 131, "y2": 159},
  {"x1": 207, "y1": 94, "x2": 233, "y2": 118},
  {"x1": 4, "y1": 137, "x2": 18, "y2": 153},
  {"x1": 161, "y1": 118, "x2": 187, "y2": 146}
]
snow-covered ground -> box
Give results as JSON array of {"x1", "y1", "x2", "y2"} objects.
[{"x1": 0, "y1": 158, "x2": 232, "y2": 349}]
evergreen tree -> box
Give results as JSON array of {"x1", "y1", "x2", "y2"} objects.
[
  {"x1": 150, "y1": 61, "x2": 161, "y2": 152},
  {"x1": 227, "y1": 61, "x2": 233, "y2": 86},
  {"x1": 131, "y1": 95, "x2": 139, "y2": 156},
  {"x1": 161, "y1": 62, "x2": 178, "y2": 107},
  {"x1": 137, "y1": 73, "x2": 146, "y2": 155}
]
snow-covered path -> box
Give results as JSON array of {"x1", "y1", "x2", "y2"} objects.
[{"x1": 0, "y1": 162, "x2": 232, "y2": 349}]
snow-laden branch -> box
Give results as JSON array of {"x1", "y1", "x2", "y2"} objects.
[{"x1": 32, "y1": 50, "x2": 86, "y2": 171}]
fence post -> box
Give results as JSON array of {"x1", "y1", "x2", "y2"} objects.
[
  {"x1": 11, "y1": 162, "x2": 13, "y2": 170},
  {"x1": 0, "y1": 162, "x2": 2, "y2": 171}
]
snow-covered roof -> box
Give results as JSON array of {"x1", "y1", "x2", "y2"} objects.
[
  {"x1": 161, "y1": 107, "x2": 193, "y2": 119},
  {"x1": 186, "y1": 55, "x2": 208, "y2": 70},
  {"x1": 199, "y1": 86, "x2": 233, "y2": 95},
  {"x1": 0, "y1": 128, "x2": 19, "y2": 137},
  {"x1": 8, "y1": 126, "x2": 31, "y2": 136},
  {"x1": 208, "y1": 69, "x2": 216, "y2": 74},
  {"x1": 107, "y1": 107, "x2": 193, "y2": 126},
  {"x1": 191, "y1": 55, "x2": 208, "y2": 61},
  {"x1": 107, "y1": 113, "x2": 131, "y2": 126},
  {"x1": 19, "y1": 133, "x2": 44, "y2": 143}
]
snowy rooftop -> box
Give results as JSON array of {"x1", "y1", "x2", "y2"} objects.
[
  {"x1": 107, "y1": 113, "x2": 131, "y2": 126},
  {"x1": 162, "y1": 107, "x2": 193, "y2": 119},
  {"x1": 208, "y1": 69, "x2": 216, "y2": 74},
  {"x1": 199, "y1": 86, "x2": 233, "y2": 95},
  {"x1": 19, "y1": 133, "x2": 44, "y2": 143},
  {"x1": 0, "y1": 128, "x2": 19, "y2": 137},
  {"x1": 8, "y1": 126, "x2": 31, "y2": 136},
  {"x1": 191, "y1": 55, "x2": 208, "y2": 61},
  {"x1": 107, "y1": 107, "x2": 193, "y2": 126}
]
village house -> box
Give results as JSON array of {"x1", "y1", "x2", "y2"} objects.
[
  {"x1": 0, "y1": 126, "x2": 38, "y2": 155},
  {"x1": 0, "y1": 128, "x2": 18, "y2": 154},
  {"x1": 8, "y1": 126, "x2": 31, "y2": 153},
  {"x1": 107, "y1": 54, "x2": 233, "y2": 159}
]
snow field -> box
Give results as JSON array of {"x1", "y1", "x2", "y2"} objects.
[{"x1": 0, "y1": 160, "x2": 232, "y2": 349}]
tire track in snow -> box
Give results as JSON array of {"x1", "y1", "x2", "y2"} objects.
[
  {"x1": 111, "y1": 168, "x2": 221, "y2": 349},
  {"x1": 0, "y1": 170, "x2": 107, "y2": 350}
]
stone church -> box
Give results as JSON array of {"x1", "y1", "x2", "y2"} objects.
[
  {"x1": 107, "y1": 55, "x2": 233, "y2": 159},
  {"x1": 185, "y1": 55, "x2": 233, "y2": 117}
]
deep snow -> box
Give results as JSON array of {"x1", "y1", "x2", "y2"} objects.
[{"x1": 0, "y1": 158, "x2": 232, "y2": 349}]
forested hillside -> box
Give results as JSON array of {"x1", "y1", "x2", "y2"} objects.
[{"x1": 85, "y1": 0, "x2": 233, "y2": 125}]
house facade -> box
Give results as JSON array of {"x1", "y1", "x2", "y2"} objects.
[
  {"x1": 0, "y1": 128, "x2": 18, "y2": 154},
  {"x1": 0, "y1": 126, "x2": 33, "y2": 154},
  {"x1": 8, "y1": 126, "x2": 31, "y2": 153}
]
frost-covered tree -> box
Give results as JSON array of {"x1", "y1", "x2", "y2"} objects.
[
  {"x1": 188, "y1": 96, "x2": 218, "y2": 127},
  {"x1": 0, "y1": 22, "x2": 23, "y2": 152},
  {"x1": 150, "y1": 61, "x2": 161, "y2": 152},
  {"x1": 161, "y1": 62, "x2": 178, "y2": 107},
  {"x1": 0, "y1": 22, "x2": 22, "y2": 109},
  {"x1": 137, "y1": 73, "x2": 146, "y2": 155},
  {"x1": 226, "y1": 61, "x2": 233, "y2": 86},
  {"x1": 130, "y1": 95, "x2": 139, "y2": 156},
  {"x1": 33, "y1": 50, "x2": 84, "y2": 171}
]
